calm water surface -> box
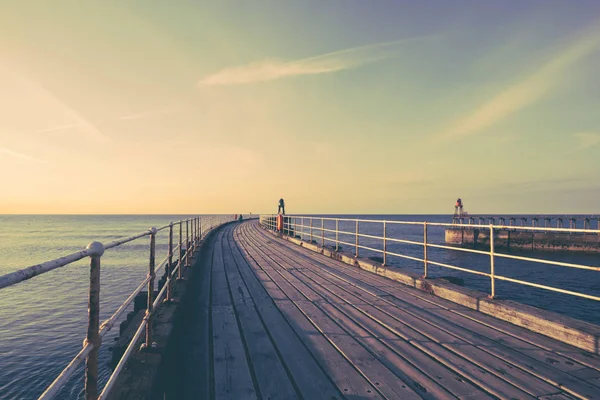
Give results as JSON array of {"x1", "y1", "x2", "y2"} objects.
[
  {"x1": 0, "y1": 215, "x2": 223, "y2": 400},
  {"x1": 1, "y1": 214, "x2": 599, "y2": 399}
]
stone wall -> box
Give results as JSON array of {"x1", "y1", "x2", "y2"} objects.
[{"x1": 446, "y1": 228, "x2": 600, "y2": 252}]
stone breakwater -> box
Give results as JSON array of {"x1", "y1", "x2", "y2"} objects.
[{"x1": 445, "y1": 228, "x2": 600, "y2": 252}]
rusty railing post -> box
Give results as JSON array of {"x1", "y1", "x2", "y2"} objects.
[
  {"x1": 85, "y1": 241, "x2": 104, "y2": 400},
  {"x1": 383, "y1": 221, "x2": 387, "y2": 266},
  {"x1": 144, "y1": 227, "x2": 157, "y2": 349},
  {"x1": 166, "y1": 222, "x2": 174, "y2": 302},
  {"x1": 489, "y1": 225, "x2": 495, "y2": 299},
  {"x1": 321, "y1": 218, "x2": 325, "y2": 247},
  {"x1": 423, "y1": 222, "x2": 428, "y2": 278},
  {"x1": 310, "y1": 217, "x2": 313, "y2": 243}
]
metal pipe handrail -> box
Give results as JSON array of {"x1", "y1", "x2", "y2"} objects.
[
  {"x1": 273, "y1": 214, "x2": 600, "y2": 233},
  {"x1": 0, "y1": 215, "x2": 236, "y2": 400},
  {"x1": 261, "y1": 215, "x2": 600, "y2": 304}
]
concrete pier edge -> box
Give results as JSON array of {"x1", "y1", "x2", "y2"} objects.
[{"x1": 264, "y1": 227, "x2": 600, "y2": 355}]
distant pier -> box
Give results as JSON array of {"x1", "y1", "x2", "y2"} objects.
[{"x1": 446, "y1": 215, "x2": 600, "y2": 252}]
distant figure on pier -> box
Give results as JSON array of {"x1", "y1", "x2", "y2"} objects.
[
  {"x1": 278, "y1": 198, "x2": 285, "y2": 215},
  {"x1": 454, "y1": 198, "x2": 463, "y2": 217},
  {"x1": 238, "y1": 214, "x2": 243, "y2": 222},
  {"x1": 453, "y1": 198, "x2": 468, "y2": 224}
]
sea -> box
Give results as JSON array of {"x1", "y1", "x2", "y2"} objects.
[{"x1": 1, "y1": 214, "x2": 599, "y2": 399}]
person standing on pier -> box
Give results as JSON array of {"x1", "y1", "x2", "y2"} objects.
[{"x1": 278, "y1": 198, "x2": 285, "y2": 215}]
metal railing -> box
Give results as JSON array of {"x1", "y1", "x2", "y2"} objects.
[
  {"x1": 0, "y1": 215, "x2": 235, "y2": 400},
  {"x1": 259, "y1": 215, "x2": 600, "y2": 302}
]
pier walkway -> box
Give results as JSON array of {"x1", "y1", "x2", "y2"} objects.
[{"x1": 160, "y1": 221, "x2": 600, "y2": 399}]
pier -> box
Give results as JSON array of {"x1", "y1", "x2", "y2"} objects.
[
  {"x1": 446, "y1": 216, "x2": 600, "y2": 253},
  {"x1": 2, "y1": 216, "x2": 600, "y2": 399},
  {"x1": 152, "y1": 220, "x2": 600, "y2": 399}
]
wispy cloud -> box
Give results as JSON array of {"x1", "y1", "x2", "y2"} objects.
[
  {"x1": 199, "y1": 37, "x2": 426, "y2": 86},
  {"x1": 572, "y1": 132, "x2": 600, "y2": 151},
  {"x1": 119, "y1": 107, "x2": 179, "y2": 121},
  {"x1": 26, "y1": 81, "x2": 109, "y2": 142},
  {"x1": 0, "y1": 147, "x2": 45, "y2": 164},
  {"x1": 437, "y1": 23, "x2": 600, "y2": 141},
  {"x1": 35, "y1": 123, "x2": 82, "y2": 133}
]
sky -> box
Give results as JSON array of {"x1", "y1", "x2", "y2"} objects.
[{"x1": 1, "y1": 1, "x2": 600, "y2": 214}]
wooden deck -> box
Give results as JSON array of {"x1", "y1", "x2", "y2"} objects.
[{"x1": 159, "y1": 220, "x2": 600, "y2": 399}]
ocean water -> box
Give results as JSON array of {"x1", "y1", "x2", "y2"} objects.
[
  {"x1": 0, "y1": 214, "x2": 599, "y2": 399},
  {"x1": 0, "y1": 215, "x2": 230, "y2": 400}
]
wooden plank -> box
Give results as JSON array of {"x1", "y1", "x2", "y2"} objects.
[
  {"x1": 275, "y1": 300, "x2": 383, "y2": 399},
  {"x1": 294, "y1": 299, "x2": 423, "y2": 399},
  {"x1": 271, "y1": 237, "x2": 592, "y2": 398},
  {"x1": 288, "y1": 265, "x2": 538, "y2": 399},
  {"x1": 221, "y1": 236, "x2": 254, "y2": 307},
  {"x1": 305, "y1": 266, "x2": 562, "y2": 397},
  {"x1": 318, "y1": 301, "x2": 460, "y2": 400},
  {"x1": 539, "y1": 394, "x2": 577, "y2": 400},
  {"x1": 211, "y1": 231, "x2": 232, "y2": 307},
  {"x1": 259, "y1": 239, "x2": 557, "y2": 399},
  {"x1": 237, "y1": 227, "x2": 382, "y2": 397},
  {"x1": 328, "y1": 296, "x2": 492, "y2": 399},
  {"x1": 234, "y1": 305, "x2": 299, "y2": 399},
  {"x1": 212, "y1": 305, "x2": 257, "y2": 400},
  {"x1": 218, "y1": 228, "x2": 299, "y2": 399},
  {"x1": 229, "y1": 228, "x2": 344, "y2": 399},
  {"x1": 256, "y1": 223, "x2": 600, "y2": 373},
  {"x1": 244, "y1": 241, "x2": 323, "y2": 302},
  {"x1": 242, "y1": 224, "x2": 592, "y2": 398},
  {"x1": 314, "y1": 260, "x2": 600, "y2": 382},
  {"x1": 241, "y1": 228, "x2": 504, "y2": 398},
  {"x1": 377, "y1": 298, "x2": 600, "y2": 398}
]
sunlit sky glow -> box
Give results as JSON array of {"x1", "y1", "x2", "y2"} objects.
[{"x1": 1, "y1": 1, "x2": 599, "y2": 214}]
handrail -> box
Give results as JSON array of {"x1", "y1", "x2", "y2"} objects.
[
  {"x1": 0, "y1": 215, "x2": 237, "y2": 400},
  {"x1": 259, "y1": 214, "x2": 600, "y2": 303}
]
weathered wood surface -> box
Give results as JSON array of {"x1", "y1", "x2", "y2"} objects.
[{"x1": 161, "y1": 221, "x2": 600, "y2": 399}]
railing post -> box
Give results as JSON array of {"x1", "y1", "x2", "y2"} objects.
[
  {"x1": 489, "y1": 225, "x2": 495, "y2": 299},
  {"x1": 355, "y1": 220, "x2": 359, "y2": 258},
  {"x1": 335, "y1": 219, "x2": 339, "y2": 252},
  {"x1": 199, "y1": 216, "x2": 202, "y2": 240},
  {"x1": 85, "y1": 241, "x2": 104, "y2": 400},
  {"x1": 192, "y1": 218, "x2": 196, "y2": 250},
  {"x1": 310, "y1": 217, "x2": 313, "y2": 243},
  {"x1": 423, "y1": 222, "x2": 428, "y2": 278},
  {"x1": 294, "y1": 217, "x2": 297, "y2": 237},
  {"x1": 185, "y1": 219, "x2": 190, "y2": 267},
  {"x1": 321, "y1": 218, "x2": 325, "y2": 247},
  {"x1": 178, "y1": 221, "x2": 183, "y2": 280},
  {"x1": 166, "y1": 222, "x2": 174, "y2": 302},
  {"x1": 383, "y1": 221, "x2": 387, "y2": 266},
  {"x1": 145, "y1": 227, "x2": 157, "y2": 349}
]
